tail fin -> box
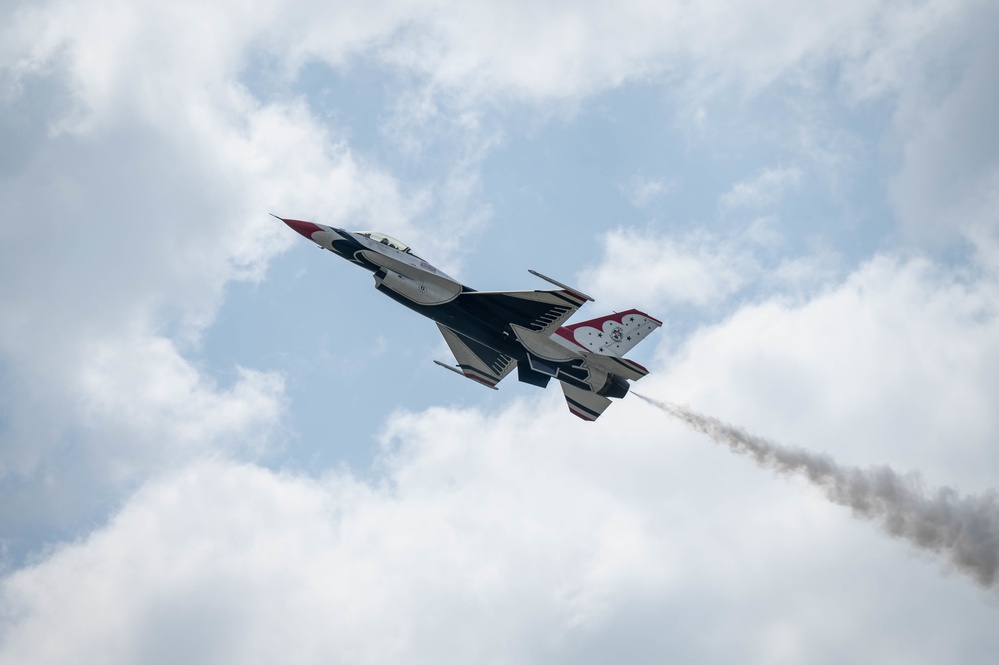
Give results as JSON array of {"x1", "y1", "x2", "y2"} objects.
[{"x1": 558, "y1": 308, "x2": 661, "y2": 357}]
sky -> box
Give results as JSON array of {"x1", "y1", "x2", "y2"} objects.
[{"x1": 1, "y1": 0, "x2": 998, "y2": 662}]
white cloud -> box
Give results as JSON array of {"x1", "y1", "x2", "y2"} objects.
[
  {"x1": 583, "y1": 228, "x2": 751, "y2": 309},
  {"x1": 79, "y1": 335, "x2": 284, "y2": 459},
  {"x1": 578, "y1": 221, "x2": 795, "y2": 313},
  {"x1": 0, "y1": 0, "x2": 431, "y2": 534},
  {"x1": 3, "y1": 0, "x2": 990, "y2": 246},
  {"x1": 720, "y1": 166, "x2": 802, "y2": 211},
  {"x1": 580, "y1": 222, "x2": 999, "y2": 488},
  {"x1": 3, "y1": 223, "x2": 999, "y2": 662},
  {"x1": 654, "y1": 252, "x2": 999, "y2": 486},
  {"x1": 1, "y1": 0, "x2": 998, "y2": 661},
  {"x1": 4, "y1": 239, "x2": 999, "y2": 663},
  {"x1": 0, "y1": 446, "x2": 680, "y2": 665},
  {"x1": 348, "y1": 0, "x2": 944, "y2": 106},
  {"x1": 0, "y1": 89, "x2": 416, "y2": 514},
  {"x1": 886, "y1": 6, "x2": 999, "y2": 241}
]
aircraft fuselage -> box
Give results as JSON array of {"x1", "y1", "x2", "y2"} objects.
[{"x1": 279, "y1": 216, "x2": 660, "y2": 420}]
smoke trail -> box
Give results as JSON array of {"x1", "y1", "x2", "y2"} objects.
[{"x1": 633, "y1": 393, "x2": 999, "y2": 589}]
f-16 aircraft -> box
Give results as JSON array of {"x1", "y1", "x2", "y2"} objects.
[{"x1": 278, "y1": 216, "x2": 661, "y2": 421}]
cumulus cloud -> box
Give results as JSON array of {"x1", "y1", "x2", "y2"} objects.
[
  {"x1": 332, "y1": 0, "x2": 961, "y2": 106},
  {"x1": 578, "y1": 227, "x2": 754, "y2": 310},
  {"x1": 657, "y1": 252, "x2": 999, "y2": 485},
  {"x1": 637, "y1": 394, "x2": 999, "y2": 589},
  {"x1": 886, "y1": 5, "x2": 999, "y2": 241},
  {"x1": 579, "y1": 223, "x2": 999, "y2": 486},
  {"x1": 1, "y1": 0, "x2": 998, "y2": 661},
  {"x1": 0, "y1": 439, "x2": 680, "y2": 665},
  {"x1": 0, "y1": 91, "x2": 410, "y2": 528},
  {"x1": 0, "y1": 0, "x2": 430, "y2": 541},
  {"x1": 577, "y1": 219, "x2": 804, "y2": 313},
  {"x1": 5, "y1": 235, "x2": 999, "y2": 663}
]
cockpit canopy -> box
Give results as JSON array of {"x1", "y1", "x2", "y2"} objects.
[{"x1": 359, "y1": 232, "x2": 422, "y2": 258}]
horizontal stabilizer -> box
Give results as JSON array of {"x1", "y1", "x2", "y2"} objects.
[
  {"x1": 582, "y1": 351, "x2": 650, "y2": 382},
  {"x1": 561, "y1": 382, "x2": 613, "y2": 422}
]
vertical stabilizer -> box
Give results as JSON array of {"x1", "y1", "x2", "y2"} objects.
[{"x1": 557, "y1": 309, "x2": 662, "y2": 357}]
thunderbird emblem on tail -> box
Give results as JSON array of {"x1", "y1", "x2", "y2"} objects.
[{"x1": 277, "y1": 215, "x2": 661, "y2": 421}]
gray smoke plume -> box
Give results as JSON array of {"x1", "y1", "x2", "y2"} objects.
[{"x1": 633, "y1": 393, "x2": 999, "y2": 589}]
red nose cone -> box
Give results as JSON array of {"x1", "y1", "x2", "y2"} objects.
[{"x1": 280, "y1": 217, "x2": 323, "y2": 240}]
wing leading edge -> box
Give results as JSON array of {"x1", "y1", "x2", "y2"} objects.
[{"x1": 458, "y1": 289, "x2": 587, "y2": 337}]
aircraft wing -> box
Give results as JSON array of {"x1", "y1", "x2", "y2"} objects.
[
  {"x1": 437, "y1": 324, "x2": 517, "y2": 389},
  {"x1": 459, "y1": 289, "x2": 587, "y2": 337}
]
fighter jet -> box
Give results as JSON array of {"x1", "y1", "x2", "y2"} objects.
[{"x1": 278, "y1": 216, "x2": 661, "y2": 421}]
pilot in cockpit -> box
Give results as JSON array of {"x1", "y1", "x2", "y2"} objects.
[{"x1": 359, "y1": 232, "x2": 423, "y2": 259}]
